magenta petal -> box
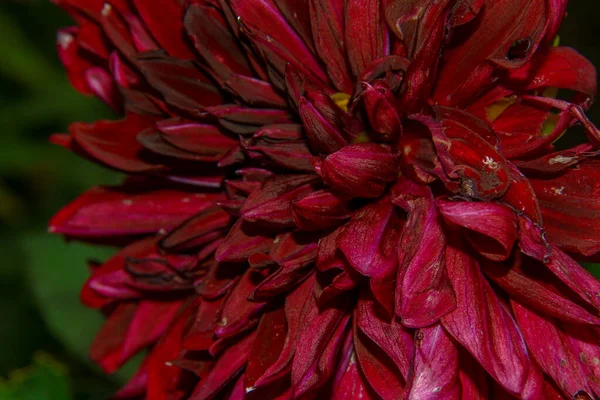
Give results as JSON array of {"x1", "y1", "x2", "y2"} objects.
[
  {"x1": 339, "y1": 200, "x2": 401, "y2": 280},
  {"x1": 512, "y1": 302, "x2": 593, "y2": 399},
  {"x1": 437, "y1": 200, "x2": 517, "y2": 262},
  {"x1": 50, "y1": 183, "x2": 219, "y2": 238},
  {"x1": 291, "y1": 298, "x2": 350, "y2": 397},
  {"x1": 291, "y1": 189, "x2": 352, "y2": 231},
  {"x1": 441, "y1": 241, "x2": 531, "y2": 395},
  {"x1": 405, "y1": 324, "x2": 460, "y2": 400},
  {"x1": 392, "y1": 180, "x2": 455, "y2": 327},
  {"x1": 353, "y1": 315, "x2": 406, "y2": 399},
  {"x1": 519, "y1": 219, "x2": 600, "y2": 312},
  {"x1": 482, "y1": 255, "x2": 600, "y2": 325},
  {"x1": 318, "y1": 143, "x2": 399, "y2": 198},
  {"x1": 355, "y1": 294, "x2": 413, "y2": 380}
]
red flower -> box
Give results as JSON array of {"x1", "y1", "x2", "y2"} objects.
[{"x1": 51, "y1": 0, "x2": 600, "y2": 398}]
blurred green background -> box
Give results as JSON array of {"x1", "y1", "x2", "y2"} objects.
[{"x1": 0, "y1": 1, "x2": 598, "y2": 399}]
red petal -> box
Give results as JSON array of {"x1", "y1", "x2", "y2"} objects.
[
  {"x1": 50, "y1": 183, "x2": 218, "y2": 238},
  {"x1": 190, "y1": 331, "x2": 257, "y2": 400},
  {"x1": 137, "y1": 53, "x2": 223, "y2": 116},
  {"x1": 241, "y1": 175, "x2": 319, "y2": 229},
  {"x1": 291, "y1": 189, "x2": 352, "y2": 231},
  {"x1": 132, "y1": 0, "x2": 194, "y2": 59},
  {"x1": 441, "y1": 241, "x2": 531, "y2": 394},
  {"x1": 437, "y1": 200, "x2": 517, "y2": 262},
  {"x1": 345, "y1": 0, "x2": 386, "y2": 77},
  {"x1": 393, "y1": 180, "x2": 456, "y2": 327},
  {"x1": 482, "y1": 254, "x2": 600, "y2": 325},
  {"x1": 512, "y1": 302, "x2": 593, "y2": 399},
  {"x1": 519, "y1": 219, "x2": 600, "y2": 311},
  {"x1": 215, "y1": 219, "x2": 274, "y2": 263},
  {"x1": 339, "y1": 199, "x2": 402, "y2": 280},
  {"x1": 317, "y1": 143, "x2": 400, "y2": 198},
  {"x1": 69, "y1": 113, "x2": 159, "y2": 173},
  {"x1": 308, "y1": 0, "x2": 352, "y2": 92},
  {"x1": 184, "y1": 4, "x2": 252, "y2": 81},
  {"x1": 529, "y1": 162, "x2": 600, "y2": 257},
  {"x1": 435, "y1": 0, "x2": 548, "y2": 105},
  {"x1": 405, "y1": 324, "x2": 461, "y2": 400},
  {"x1": 355, "y1": 294, "x2": 413, "y2": 380}
]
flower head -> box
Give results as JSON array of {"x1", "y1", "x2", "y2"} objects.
[{"x1": 51, "y1": 0, "x2": 600, "y2": 398}]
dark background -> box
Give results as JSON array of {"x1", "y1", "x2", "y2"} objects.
[{"x1": 0, "y1": 1, "x2": 598, "y2": 399}]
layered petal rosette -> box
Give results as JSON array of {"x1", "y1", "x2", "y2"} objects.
[{"x1": 51, "y1": 0, "x2": 600, "y2": 398}]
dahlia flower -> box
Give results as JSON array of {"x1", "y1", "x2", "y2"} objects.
[{"x1": 50, "y1": 0, "x2": 600, "y2": 398}]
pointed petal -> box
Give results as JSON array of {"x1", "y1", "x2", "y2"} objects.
[
  {"x1": 406, "y1": 324, "x2": 461, "y2": 400},
  {"x1": 392, "y1": 180, "x2": 455, "y2": 327},
  {"x1": 512, "y1": 302, "x2": 593, "y2": 398},
  {"x1": 69, "y1": 113, "x2": 160, "y2": 173},
  {"x1": 441, "y1": 241, "x2": 531, "y2": 394},
  {"x1": 50, "y1": 183, "x2": 218, "y2": 238}
]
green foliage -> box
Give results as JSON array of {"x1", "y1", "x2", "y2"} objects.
[{"x1": 0, "y1": 353, "x2": 72, "y2": 400}]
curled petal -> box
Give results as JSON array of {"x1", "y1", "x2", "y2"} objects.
[
  {"x1": 316, "y1": 143, "x2": 400, "y2": 198},
  {"x1": 437, "y1": 200, "x2": 517, "y2": 262}
]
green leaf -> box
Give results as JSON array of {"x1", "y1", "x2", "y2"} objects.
[{"x1": 0, "y1": 353, "x2": 72, "y2": 400}]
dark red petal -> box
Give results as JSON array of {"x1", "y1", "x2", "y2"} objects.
[
  {"x1": 254, "y1": 274, "x2": 316, "y2": 388},
  {"x1": 291, "y1": 189, "x2": 352, "y2": 231},
  {"x1": 156, "y1": 118, "x2": 238, "y2": 159},
  {"x1": 353, "y1": 316, "x2": 406, "y2": 399},
  {"x1": 158, "y1": 207, "x2": 231, "y2": 252},
  {"x1": 512, "y1": 302, "x2": 593, "y2": 399},
  {"x1": 435, "y1": 0, "x2": 548, "y2": 105},
  {"x1": 50, "y1": 183, "x2": 218, "y2": 238},
  {"x1": 137, "y1": 53, "x2": 223, "y2": 116},
  {"x1": 339, "y1": 200, "x2": 401, "y2": 280},
  {"x1": 519, "y1": 219, "x2": 600, "y2": 311},
  {"x1": 292, "y1": 309, "x2": 350, "y2": 398},
  {"x1": 69, "y1": 113, "x2": 160, "y2": 173},
  {"x1": 229, "y1": 0, "x2": 327, "y2": 83},
  {"x1": 317, "y1": 143, "x2": 399, "y2": 198},
  {"x1": 441, "y1": 241, "x2": 531, "y2": 394},
  {"x1": 345, "y1": 0, "x2": 386, "y2": 77},
  {"x1": 355, "y1": 294, "x2": 413, "y2": 380},
  {"x1": 241, "y1": 175, "x2": 319, "y2": 228},
  {"x1": 308, "y1": 0, "x2": 352, "y2": 92},
  {"x1": 437, "y1": 200, "x2": 517, "y2": 262},
  {"x1": 132, "y1": 0, "x2": 194, "y2": 59},
  {"x1": 244, "y1": 306, "x2": 287, "y2": 391},
  {"x1": 392, "y1": 180, "x2": 455, "y2": 327},
  {"x1": 482, "y1": 254, "x2": 600, "y2": 325},
  {"x1": 184, "y1": 4, "x2": 252, "y2": 81},
  {"x1": 405, "y1": 324, "x2": 461, "y2": 400},
  {"x1": 215, "y1": 269, "x2": 266, "y2": 339},
  {"x1": 215, "y1": 219, "x2": 274, "y2": 263},
  {"x1": 529, "y1": 162, "x2": 600, "y2": 256},
  {"x1": 190, "y1": 331, "x2": 257, "y2": 400}
]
